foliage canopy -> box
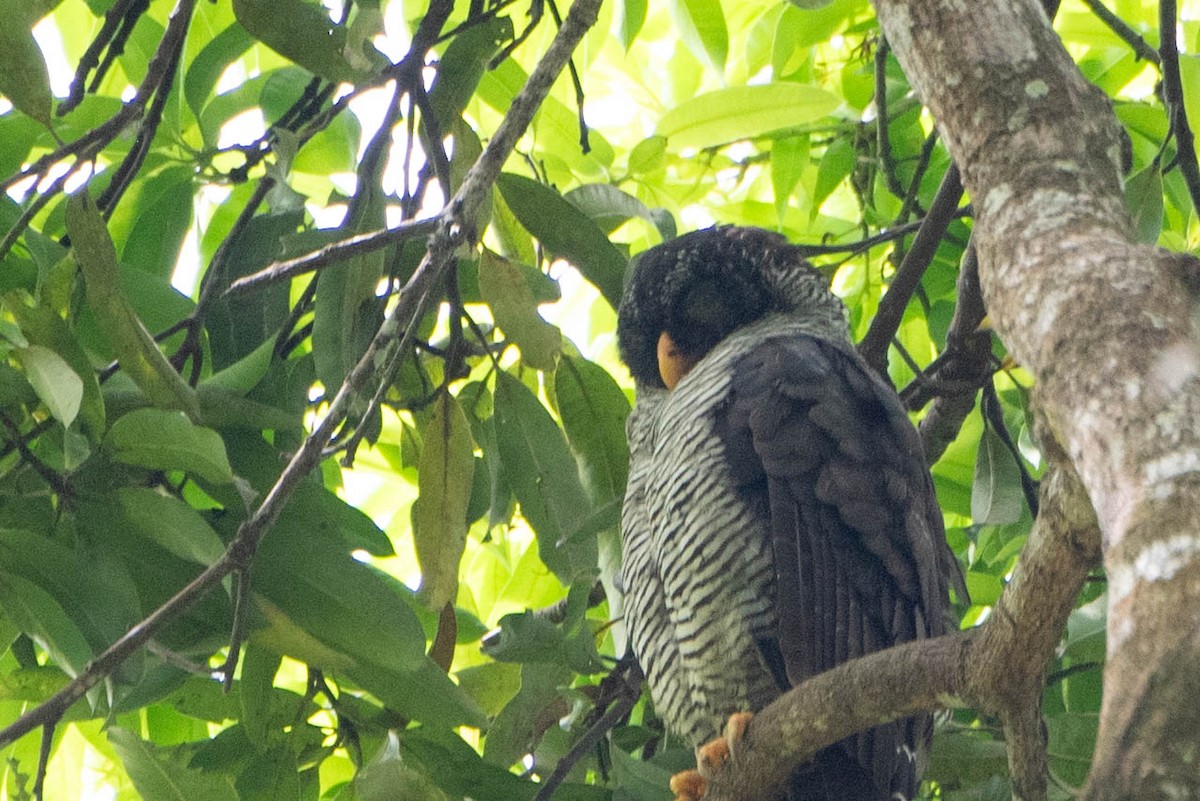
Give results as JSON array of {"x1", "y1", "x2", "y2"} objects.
[{"x1": 0, "y1": 0, "x2": 1194, "y2": 799}]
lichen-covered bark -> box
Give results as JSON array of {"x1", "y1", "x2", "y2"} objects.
[{"x1": 874, "y1": 0, "x2": 1200, "y2": 796}]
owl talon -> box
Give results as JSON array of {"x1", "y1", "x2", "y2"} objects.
[
  {"x1": 696, "y1": 711, "x2": 754, "y2": 775},
  {"x1": 669, "y1": 769, "x2": 706, "y2": 801}
]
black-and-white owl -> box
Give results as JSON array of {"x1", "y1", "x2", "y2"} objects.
[{"x1": 617, "y1": 226, "x2": 964, "y2": 800}]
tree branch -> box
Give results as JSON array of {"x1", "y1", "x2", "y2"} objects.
[
  {"x1": 873, "y1": 0, "x2": 1200, "y2": 795},
  {"x1": 858, "y1": 164, "x2": 964, "y2": 376},
  {"x1": 1157, "y1": 0, "x2": 1200, "y2": 213}
]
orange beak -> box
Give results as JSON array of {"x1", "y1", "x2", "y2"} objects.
[{"x1": 657, "y1": 332, "x2": 701, "y2": 390}]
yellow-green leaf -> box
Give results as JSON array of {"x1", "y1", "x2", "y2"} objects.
[
  {"x1": 670, "y1": 0, "x2": 728, "y2": 76},
  {"x1": 0, "y1": 1, "x2": 53, "y2": 127},
  {"x1": 413, "y1": 393, "x2": 475, "y2": 609},
  {"x1": 5, "y1": 295, "x2": 105, "y2": 436},
  {"x1": 478, "y1": 250, "x2": 562, "y2": 371},
  {"x1": 657, "y1": 83, "x2": 840, "y2": 149},
  {"x1": 66, "y1": 193, "x2": 201, "y2": 422},
  {"x1": 233, "y1": 0, "x2": 374, "y2": 83},
  {"x1": 15, "y1": 345, "x2": 82, "y2": 427}
]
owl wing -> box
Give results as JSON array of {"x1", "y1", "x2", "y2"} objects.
[{"x1": 715, "y1": 333, "x2": 962, "y2": 799}]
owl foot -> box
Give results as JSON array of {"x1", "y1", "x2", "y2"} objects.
[
  {"x1": 669, "y1": 770, "x2": 707, "y2": 801},
  {"x1": 669, "y1": 712, "x2": 755, "y2": 800}
]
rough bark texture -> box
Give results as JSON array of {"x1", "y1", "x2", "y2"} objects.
[{"x1": 873, "y1": 1, "x2": 1200, "y2": 797}]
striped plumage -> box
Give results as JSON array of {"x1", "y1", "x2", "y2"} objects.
[{"x1": 617, "y1": 227, "x2": 963, "y2": 800}]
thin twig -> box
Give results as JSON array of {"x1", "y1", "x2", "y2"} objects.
[
  {"x1": 32, "y1": 720, "x2": 54, "y2": 801},
  {"x1": 532, "y1": 662, "x2": 643, "y2": 801},
  {"x1": 1158, "y1": 0, "x2": 1200, "y2": 212},
  {"x1": 1079, "y1": 0, "x2": 1160, "y2": 64},
  {"x1": 982, "y1": 378, "x2": 1040, "y2": 517},
  {"x1": 793, "y1": 206, "x2": 972, "y2": 258},
  {"x1": 60, "y1": 0, "x2": 138, "y2": 114},
  {"x1": 858, "y1": 164, "x2": 965, "y2": 375},
  {"x1": 96, "y1": 8, "x2": 188, "y2": 215},
  {"x1": 874, "y1": 37, "x2": 906, "y2": 198},
  {"x1": 0, "y1": 413, "x2": 69, "y2": 497},
  {"x1": 225, "y1": 218, "x2": 439, "y2": 295}
]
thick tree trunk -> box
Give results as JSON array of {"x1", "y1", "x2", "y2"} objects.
[{"x1": 873, "y1": 1, "x2": 1200, "y2": 797}]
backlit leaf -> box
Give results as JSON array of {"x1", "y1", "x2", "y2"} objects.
[
  {"x1": 493, "y1": 372, "x2": 595, "y2": 582},
  {"x1": 16, "y1": 344, "x2": 82, "y2": 427},
  {"x1": 413, "y1": 393, "x2": 476, "y2": 609},
  {"x1": 478, "y1": 250, "x2": 562, "y2": 371},
  {"x1": 670, "y1": 0, "x2": 728, "y2": 76},
  {"x1": 0, "y1": 2, "x2": 53, "y2": 127},
  {"x1": 495, "y1": 173, "x2": 626, "y2": 310},
  {"x1": 657, "y1": 83, "x2": 838, "y2": 149}
]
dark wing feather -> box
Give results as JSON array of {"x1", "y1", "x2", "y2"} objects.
[{"x1": 716, "y1": 334, "x2": 958, "y2": 800}]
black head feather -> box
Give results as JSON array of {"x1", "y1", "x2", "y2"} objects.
[{"x1": 617, "y1": 226, "x2": 840, "y2": 387}]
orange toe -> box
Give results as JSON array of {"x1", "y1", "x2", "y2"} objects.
[
  {"x1": 669, "y1": 768, "x2": 707, "y2": 801},
  {"x1": 696, "y1": 736, "x2": 730, "y2": 772},
  {"x1": 724, "y1": 711, "x2": 754, "y2": 750}
]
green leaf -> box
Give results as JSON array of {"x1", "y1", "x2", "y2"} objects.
[
  {"x1": 493, "y1": 372, "x2": 595, "y2": 582},
  {"x1": 454, "y1": 661, "x2": 522, "y2": 717},
  {"x1": 628, "y1": 135, "x2": 666, "y2": 176},
  {"x1": 66, "y1": 193, "x2": 201, "y2": 421},
  {"x1": 565, "y1": 183, "x2": 674, "y2": 241},
  {"x1": 0, "y1": 527, "x2": 140, "y2": 659},
  {"x1": 252, "y1": 517, "x2": 426, "y2": 674},
  {"x1": 0, "y1": 1, "x2": 53, "y2": 127},
  {"x1": 413, "y1": 392, "x2": 476, "y2": 609},
  {"x1": 105, "y1": 408, "x2": 234, "y2": 484},
  {"x1": 185, "y1": 21, "x2": 255, "y2": 117},
  {"x1": 657, "y1": 83, "x2": 839, "y2": 149},
  {"x1": 776, "y1": 0, "x2": 865, "y2": 51},
  {"x1": 0, "y1": 571, "x2": 93, "y2": 677},
  {"x1": 357, "y1": 732, "x2": 448, "y2": 801},
  {"x1": 484, "y1": 661, "x2": 570, "y2": 769},
  {"x1": 478, "y1": 250, "x2": 562, "y2": 371},
  {"x1": 1064, "y1": 594, "x2": 1106, "y2": 663},
  {"x1": 970, "y1": 424, "x2": 1023, "y2": 526},
  {"x1": 239, "y1": 643, "x2": 282, "y2": 751},
  {"x1": 232, "y1": 0, "x2": 375, "y2": 83},
  {"x1": 4, "y1": 294, "x2": 106, "y2": 436},
  {"x1": 1046, "y1": 713, "x2": 1098, "y2": 786},
  {"x1": 554, "y1": 356, "x2": 630, "y2": 505},
  {"x1": 205, "y1": 211, "x2": 303, "y2": 370},
  {"x1": 771, "y1": 135, "x2": 809, "y2": 222},
  {"x1": 116, "y1": 487, "x2": 227, "y2": 566},
  {"x1": 609, "y1": 745, "x2": 673, "y2": 801},
  {"x1": 1123, "y1": 164, "x2": 1163, "y2": 245},
  {"x1": 495, "y1": 173, "x2": 627, "y2": 310},
  {"x1": 109, "y1": 728, "x2": 240, "y2": 801},
  {"x1": 811, "y1": 136, "x2": 855, "y2": 219},
  {"x1": 428, "y1": 17, "x2": 513, "y2": 131},
  {"x1": 1181, "y1": 55, "x2": 1200, "y2": 170},
  {"x1": 15, "y1": 344, "x2": 82, "y2": 427},
  {"x1": 347, "y1": 656, "x2": 488, "y2": 730},
  {"x1": 963, "y1": 571, "x2": 1004, "y2": 607},
  {"x1": 116, "y1": 167, "x2": 195, "y2": 280},
  {"x1": 617, "y1": 0, "x2": 648, "y2": 49},
  {"x1": 670, "y1": 0, "x2": 728, "y2": 76},
  {"x1": 403, "y1": 726, "x2": 607, "y2": 801},
  {"x1": 312, "y1": 195, "x2": 385, "y2": 394}
]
